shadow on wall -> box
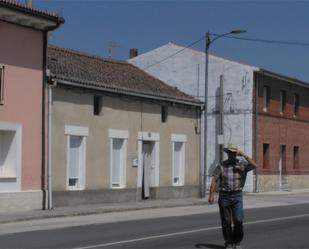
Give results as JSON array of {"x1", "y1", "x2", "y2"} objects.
[{"x1": 208, "y1": 86, "x2": 222, "y2": 176}]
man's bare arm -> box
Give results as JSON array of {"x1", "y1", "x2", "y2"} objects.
[
  {"x1": 237, "y1": 150, "x2": 257, "y2": 170},
  {"x1": 208, "y1": 176, "x2": 218, "y2": 204}
]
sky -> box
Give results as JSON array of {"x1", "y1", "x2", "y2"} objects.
[{"x1": 31, "y1": 0, "x2": 309, "y2": 82}]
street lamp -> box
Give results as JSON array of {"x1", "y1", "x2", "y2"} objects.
[{"x1": 202, "y1": 30, "x2": 246, "y2": 198}]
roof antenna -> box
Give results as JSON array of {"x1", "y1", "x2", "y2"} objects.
[
  {"x1": 25, "y1": 0, "x2": 32, "y2": 7},
  {"x1": 108, "y1": 41, "x2": 121, "y2": 59}
]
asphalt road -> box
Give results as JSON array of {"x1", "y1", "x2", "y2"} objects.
[{"x1": 0, "y1": 203, "x2": 309, "y2": 249}]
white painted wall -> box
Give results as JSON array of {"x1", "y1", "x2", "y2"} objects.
[{"x1": 129, "y1": 42, "x2": 259, "y2": 192}]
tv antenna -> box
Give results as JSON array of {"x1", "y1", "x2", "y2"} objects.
[{"x1": 108, "y1": 41, "x2": 121, "y2": 59}]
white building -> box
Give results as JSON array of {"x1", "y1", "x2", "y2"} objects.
[{"x1": 129, "y1": 42, "x2": 259, "y2": 192}]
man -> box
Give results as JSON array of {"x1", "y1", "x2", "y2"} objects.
[{"x1": 208, "y1": 144, "x2": 257, "y2": 249}]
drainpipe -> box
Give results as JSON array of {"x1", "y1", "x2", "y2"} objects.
[
  {"x1": 47, "y1": 83, "x2": 53, "y2": 209},
  {"x1": 42, "y1": 31, "x2": 47, "y2": 210},
  {"x1": 46, "y1": 72, "x2": 57, "y2": 209},
  {"x1": 254, "y1": 71, "x2": 259, "y2": 192},
  {"x1": 41, "y1": 15, "x2": 65, "y2": 210}
]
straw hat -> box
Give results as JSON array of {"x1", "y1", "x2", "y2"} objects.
[{"x1": 223, "y1": 144, "x2": 238, "y2": 153}]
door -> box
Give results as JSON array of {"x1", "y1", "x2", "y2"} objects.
[
  {"x1": 279, "y1": 145, "x2": 286, "y2": 190},
  {"x1": 142, "y1": 141, "x2": 154, "y2": 199}
]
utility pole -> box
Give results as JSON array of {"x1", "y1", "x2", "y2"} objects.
[
  {"x1": 219, "y1": 75, "x2": 224, "y2": 162},
  {"x1": 202, "y1": 30, "x2": 246, "y2": 198}
]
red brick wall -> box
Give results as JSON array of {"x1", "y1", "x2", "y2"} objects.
[{"x1": 253, "y1": 72, "x2": 309, "y2": 176}]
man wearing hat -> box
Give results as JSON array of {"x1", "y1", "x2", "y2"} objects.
[{"x1": 208, "y1": 144, "x2": 257, "y2": 249}]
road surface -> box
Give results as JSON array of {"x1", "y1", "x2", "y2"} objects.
[{"x1": 0, "y1": 203, "x2": 308, "y2": 249}]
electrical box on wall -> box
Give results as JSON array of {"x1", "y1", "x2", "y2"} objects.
[{"x1": 132, "y1": 158, "x2": 138, "y2": 167}]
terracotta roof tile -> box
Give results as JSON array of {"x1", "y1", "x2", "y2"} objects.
[
  {"x1": 47, "y1": 45, "x2": 201, "y2": 105},
  {"x1": 0, "y1": 0, "x2": 64, "y2": 23}
]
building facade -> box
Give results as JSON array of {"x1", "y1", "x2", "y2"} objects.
[
  {"x1": 47, "y1": 46, "x2": 202, "y2": 207},
  {"x1": 129, "y1": 42, "x2": 258, "y2": 192},
  {"x1": 0, "y1": 1, "x2": 63, "y2": 211},
  {"x1": 129, "y1": 42, "x2": 309, "y2": 192},
  {"x1": 254, "y1": 70, "x2": 309, "y2": 191}
]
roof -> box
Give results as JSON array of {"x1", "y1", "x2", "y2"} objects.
[
  {"x1": 47, "y1": 45, "x2": 201, "y2": 106},
  {"x1": 0, "y1": 0, "x2": 64, "y2": 31},
  {"x1": 257, "y1": 69, "x2": 309, "y2": 89}
]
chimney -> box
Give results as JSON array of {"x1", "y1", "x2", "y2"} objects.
[
  {"x1": 129, "y1": 48, "x2": 138, "y2": 59},
  {"x1": 26, "y1": 0, "x2": 32, "y2": 7}
]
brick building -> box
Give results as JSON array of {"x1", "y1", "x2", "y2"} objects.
[{"x1": 254, "y1": 70, "x2": 309, "y2": 191}]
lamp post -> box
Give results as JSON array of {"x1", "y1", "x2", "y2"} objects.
[{"x1": 202, "y1": 30, "x2": 246, "y2": 198}]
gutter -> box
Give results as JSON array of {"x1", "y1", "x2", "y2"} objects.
[{"x1": 57, "y1": 79, "x2": 203, "y2": 108}]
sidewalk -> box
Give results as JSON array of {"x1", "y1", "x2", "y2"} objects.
[{"x1": 1, "y1": 189, "x2": 309, "y2": 224}]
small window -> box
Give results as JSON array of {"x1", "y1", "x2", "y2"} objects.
[
  {"x1": 263, "y1": 143, "x2": 269, "y2": 169},
  {"x1": 280, "y1": 90, "x2": 286, "y2": 113},
  {"x1": 111, "y1": 138, "x2": 126, "y2": 188},
  {"x1": 293, "y1": 94, "x2": 299, "y2": 116},
  {"x1": 263, "y1": 86, "x2": 270, "y2": 112},
  {"x1": 173, "y1": 142, "x2": 185, "y2": 186},
  {"x1": 0, "y1": 65, "x2": 4, "y2": 105},
  {"x1": 93, "y1": 96, "x2": 103, "y2": 116},
  {"x1": 293, "y1": 146, "x2": 299, "y2": 169},
  {"x1": 161, "y1": 106, "x2": 168, "y2": 123}
]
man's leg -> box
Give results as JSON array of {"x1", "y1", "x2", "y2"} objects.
[
  {"x1": 232, "y1": 193, "x2": 244, "y2": 244},
  {"x1": 219, "y1": 195, "x2": 233, "y2": 247}
]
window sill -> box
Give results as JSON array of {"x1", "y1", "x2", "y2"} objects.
[
  {"x1": 172, "y1": 184, "x2": 184, "y2": 187},
  {"x1": 66, "y1": 187, "x2": 84, "y2": 191},
  {"x1": 0, "y1": 175, "x2": 17, "y2": 179},
  {"x1": 110, "y1": 186, "x2": 125, "y2": 189}
]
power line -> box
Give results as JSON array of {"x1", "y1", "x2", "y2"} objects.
[
  {"x1": 143, "y1": 36, "x2": 205, "y2": 70},
  {"x1": 142, "y1": 33, "x2": 309, "y2": 71},
  {"x1": 211, "y1": 33, "x2": 309, "y2": 47}
]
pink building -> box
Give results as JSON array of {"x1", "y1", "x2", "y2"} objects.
[{"x1": 0, "y1": 1, "x2": 63, "y2": 211}]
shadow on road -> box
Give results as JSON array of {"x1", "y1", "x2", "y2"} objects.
[{"x1": 195, "y1": 243, "x2": 224, "y2": 249}]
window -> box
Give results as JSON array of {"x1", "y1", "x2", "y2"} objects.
[
  {"x1": 0, "y1": 65, "x2": 4, "y2": 104},
  {"x1": 68, "y1": 136, "x2": 85, "y2": 189},
  {"x1": 109, "y1": 129, "x2": 128, "y2": 188},
  {"x1": 262, "y1": 143, "x2": 269, "y2": 169},
  {"x1": 65, "y1": 125, "x2": 88, "y2": 190},
  {"x1": 293, "y1": 94, "x2": 300, "y2": 116},
  {"x1": 0, "y1": 122, "x2": 21, "y2": 192},
  {"x1": 111, "y1": 139, "x2": 126, "y2": 188},
  {"x1": 171, "y1": 134, "x2": 186, "y2": 186},
  {"x1": 161, "y1": 106, "x2": 168, "y2": 123},
  {"x1": 173, "y1": 142, "x2": 185, "y2": 186},
  {"x1": 280, "y1": 90, "x2": 286, "y2": 113},
  {"x1": 263, "y1": 86, "x2": 270, "y2": 112},
  {"x1": 0, "y1": 130, "x2": 17, "y2": 178},
  {"x1": 293, "y1": 146, "x2": 299, "y2": 169},
  {"x1": 93, "y1": 96, "x2": 103, "y2": 116}
]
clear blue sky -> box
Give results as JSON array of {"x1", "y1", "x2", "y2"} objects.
[{"x1": 33, "y1": 0, "x2": 309, "y2": 82}]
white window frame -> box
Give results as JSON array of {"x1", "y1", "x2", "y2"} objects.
[
  {"x1": 171, "y1": 134, "x2": 186, "y2": 186},
  {"x1": 108, "y1": 129, "x2": 128, "y2": 189},
  {"x1": 0, "y1": 122, "x2": 22, "y2": 192},
  {"x1": 65, "y1": 125, "x2": 88, "y2": 190},
  {"x1": 137, "y1": 131, "x2": 160, "y2": 188}
]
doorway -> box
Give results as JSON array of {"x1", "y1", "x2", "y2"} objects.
[
  {"x1": 279, "y1": 145, "x2": 286, "y2": 190},
  {"x1": 142, "y1": 141, "x2": 155, "y2": 199}
]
